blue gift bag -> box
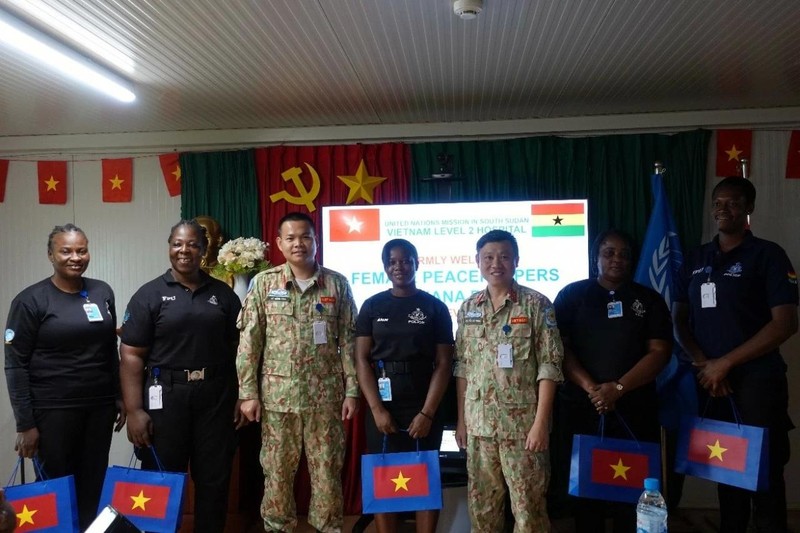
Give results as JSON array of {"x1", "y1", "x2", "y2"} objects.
[{"x1": 4, "y1": 457, "x2": 79, "y2": 532}]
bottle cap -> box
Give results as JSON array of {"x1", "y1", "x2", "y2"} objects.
[{"x1": 644, "y1": 477, "x2": 660, "y2": 491}]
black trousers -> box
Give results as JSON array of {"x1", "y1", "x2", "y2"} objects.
[
  {"x1": 35, "y1": 403, "x2": 117, "y2": 530},
  {"x1": 702, "y1": 368, "x2": 792, "y2": 533},
  {"x1": 142, "y1": 372, "x2": 238, "y2": 533}
]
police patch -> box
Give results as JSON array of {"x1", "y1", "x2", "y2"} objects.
[
  {"x1": 789, "y1": 270, "x2": 798, "y2": 285},
  {"x1": 4, "y1": 328, "x2": 14, "y2": 344},
  {"x1": 268, "y1": 289, "x2": 290, "y2": 301},
  {"x1": 544, "y1": 306, "x2": 557, "y2": 328}
]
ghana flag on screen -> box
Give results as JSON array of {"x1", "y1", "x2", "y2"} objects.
[{"x1": 531, "y1": 202, "x2": 586, "y2": 237}]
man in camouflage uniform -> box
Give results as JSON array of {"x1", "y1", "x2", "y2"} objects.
[
  {"x1": 237, "y1": 212, "x2": 359, "y2": 533},
  {"x1": 454, "y1": 229, "x2": 564, "y2": 533}
]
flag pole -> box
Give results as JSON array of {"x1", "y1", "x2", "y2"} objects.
[
  {"x1": 653, "y1": 160, "x2": 670, "y2": 505},
  {"x1": 741, "y1": 158, "x2": 751, "y2": 226}
]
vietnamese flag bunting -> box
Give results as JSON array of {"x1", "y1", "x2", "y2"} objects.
[
  {"x1": 102, "y1": 158, "x2": 133, "y2": 202},
  {"x1": 37, "y1": 161, "x2": 68, "y2": 204},
  {"x1": 159, "y1": 153, "x2": 182, "y2": 196},
  {"x1": 328, "y1": 207, "x2": 381, "y2": 242},
  {"x1": 715, "y1": 130, "x2": 752, "y2": 177},
  {"x1": 0, "y1": 159, "x2": 8, "y2": 202},
  {"x1": 371, "y1": 463, "x2": 431, "y2": 499},
  {"x1": 531, "y1": 202, "x2": 586, "y2": 237},
  {"x1": 785, "y1": 130, "x2": 800, "y2": 179},
  {"x1": 8, "y1": 493, "x2": 60, "y2": 532}
]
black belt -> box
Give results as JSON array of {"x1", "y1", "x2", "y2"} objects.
[
  {"x1": 378, "y1": 361, "x2": 433, "y2": 375},
  {"x1": 155, "y1": 366, "x2": 224, "y2": 383}
]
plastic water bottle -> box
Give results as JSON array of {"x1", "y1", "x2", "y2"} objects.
[{"x1": 636, "y1": 477, "x2": 668, "y2": 533}]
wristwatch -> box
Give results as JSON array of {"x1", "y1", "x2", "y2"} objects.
[{"x1": 614, "y1": 381, "x2": 624, "y2": 392}]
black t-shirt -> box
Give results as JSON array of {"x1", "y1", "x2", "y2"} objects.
[
  {"x1": 555, "y1": 278, "x2": 672, "y2": 384},
  {"x1": 4, "y1": 278, "x2": 118, "y2": 430},
  {"x1": 356, "y1": 290, "x2": 453, "y2": 403},
  {"x1": 554, "y1": 278, "x2": 672, "y2": 437},
  {"x1": 120, "y1": 270, "x2": 241, "y2": 368}
]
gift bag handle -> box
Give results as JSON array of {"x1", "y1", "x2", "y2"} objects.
[
  {"x1": 597, "y1": 412, "x2": 644, "y2": 448},
  {"x1": 129, "y1": 446, "x2": 168, "y2": 472},
  {"x1": 381, "y1": 430, "x2": 422, "y2": 458},
  {"x1": 700, "y1": 396, "x2": 743, "y2": 426},
  {"x1": 5, "y1": 456, "x2": 48, "y2": 487}
]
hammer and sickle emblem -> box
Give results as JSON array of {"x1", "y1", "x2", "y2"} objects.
[{"x1": 269, "y1": 163, "x2": 321, "y2": 212}]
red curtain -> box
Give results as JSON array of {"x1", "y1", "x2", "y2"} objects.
[{"x1": 254, "y1": 143, "x2": 410, "y2": 514}]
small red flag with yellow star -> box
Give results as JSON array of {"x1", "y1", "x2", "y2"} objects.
[
  {"x1": 715, "y1": 129, "x2": 752, "y2": 177},
  {"x1": 102, "y1": 158, "x2": 133, "y2": 202},
  {"x1": 37, "y1": 161, "x2": 68, "y2": 204},
  {"x1": 158, "y1": 153, "x2": 182, "y2": 197}
]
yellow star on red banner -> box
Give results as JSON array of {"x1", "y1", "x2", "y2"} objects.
[
  {"x1": 391, "y1": 470, "x2": 411, "y2": 492},
  {"x1": 44, "y1": 176, "x2": 59, "y2": 191},
  {"x1": 725, "y1": 144, "x2": 743, "y2": 161},
  {"x1": 337, "y1": 160, "x2": 387, "y2": 204},
  {"x1": 610, "y1": 458, "x2": 631, "y2": 480},
  {"x1": 109, "y1": 175, "x2": 124, "y2": 190},
  {"x1": 172, "y1": 166, "x2": 181, "y2": 182}
]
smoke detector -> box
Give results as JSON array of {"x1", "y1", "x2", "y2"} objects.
[{"x1": 453, "y1": 0, "x2": 483, "y2": 20}]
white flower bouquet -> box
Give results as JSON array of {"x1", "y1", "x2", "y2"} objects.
[{"x1": 213, "y1": 236, "x2": 270, "y2": 276}]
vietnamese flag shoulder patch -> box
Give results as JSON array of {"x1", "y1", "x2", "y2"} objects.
[
  {"x1": 531, "y1": 202, "x2": 585, "y2": 237},
  {"x1": 328, "y1": 207, "x2": 381, "y2": 242}
]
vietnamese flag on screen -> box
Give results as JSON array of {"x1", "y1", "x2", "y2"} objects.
[
  {"x1": 372, "y1": 463, "x2": 431, "y2": 499},
  {"x1": 686, "y1": 428, "x2": 748, "y2": 472},
  {"x1": 590, "y1": 449, "x2": 650, "y2": 489},
  {"x1": 9, "y1": 493, "x2": 59, "y2": 531},
  {"x1": 329, "y1": 208, "x2": 381, "y2": 241},
  {"x1": 531, "y1": 202, "x2": 585, "y2": 237},
  {"x1": 110, "y1": 481, "x2": 171, "y2": 518},
  {"x1": 37, "y1": 161, "x2": 68, "y2": 204},
  {"x1": 102, "y1": 158, "x2": 133, "y2": 202}
]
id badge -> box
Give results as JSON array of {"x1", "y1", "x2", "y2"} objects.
[
  {"x1": 607, "y1": 300, "x2": 623, "y2": 319},
  {"x1": 312, "y1": 321, "x2": 327, "y2": 345},
  {"x1": 497, "y1": 343, "x2": 513, "y2": 368},
  {"x1": 701, "y1": 282, "x2": 717, "y2": 308},
  {"x1": 83, "y1": 303, "x2": 103, "y2": 322},
  {"x1": 378, "y1": 377, "x2": 392, "y2": 401},
  {"x1": 148, "y1": 384, "x2": 163, "y2": 410}
]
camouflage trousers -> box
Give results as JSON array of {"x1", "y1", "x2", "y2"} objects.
[
  {"x1": 466, "y1": 434, "x2": 551, "y2": 533},
  {"x1": 260, "y1": 409, "x2": 345, "y2": 533}
]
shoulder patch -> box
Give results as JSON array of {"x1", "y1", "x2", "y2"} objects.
[
  {"x1": 4, "y1": 328, "x2": 14, "y2": 344},
  {"x1": 544, "y1": 306, "x2": 558, "y2": 328}
]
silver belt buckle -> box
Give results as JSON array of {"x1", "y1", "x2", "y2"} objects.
[{"x1": 185, "y1": 368, "x2": 205, "y2": 381}]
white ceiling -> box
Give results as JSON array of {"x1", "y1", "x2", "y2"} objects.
[{"x1": 1, "y1": 0, "x2": 800, "y2": 150}]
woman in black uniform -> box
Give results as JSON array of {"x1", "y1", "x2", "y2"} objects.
[
  {"x1": 355, "y1": 239, "x2": 454, "y2": 533},
  {"x1": 4, "y1": 223, "x2": 124, "y2": 530},
  {"x1": 119, "y1": 219, "x2": 243, "y2": 533},
  {"x1": 553, "y1": 229, "x2": 672, "y2": 533}
]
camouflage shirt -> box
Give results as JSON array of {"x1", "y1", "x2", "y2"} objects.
[
  {"x1": 236, "y1": 263, "x2": 359, "y2": 412},
  {"x1": 454, "y1": 282, "x2": 564, "y2": 438}
]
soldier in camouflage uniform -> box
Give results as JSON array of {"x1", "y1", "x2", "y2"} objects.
[
  {"x1": 454, "y1": 230, "x2": 564, "y2": 533},
  {"x1": 237, "y1": 212, "x2": 359, "y2": 533}
]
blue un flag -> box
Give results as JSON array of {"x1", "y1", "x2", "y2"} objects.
[{"x1": 634, "y1": 173, "x2": 697, "y2": 429}]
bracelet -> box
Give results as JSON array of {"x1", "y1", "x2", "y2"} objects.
[{"x1": 419, "y1": 411, "x2": 433, "y2": 421}]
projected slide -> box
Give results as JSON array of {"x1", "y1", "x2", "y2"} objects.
[{"x1": 321, "y1": 200, "x2": 589, "y2": 319}]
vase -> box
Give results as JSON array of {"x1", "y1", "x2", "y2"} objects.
[{"x1": 232, "y1": 273, "x2": 250, "y2": 303}]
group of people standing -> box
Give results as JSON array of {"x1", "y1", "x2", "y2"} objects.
[{"x1": 3, "y1": 176, "x2": 798, "y2": 533}]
